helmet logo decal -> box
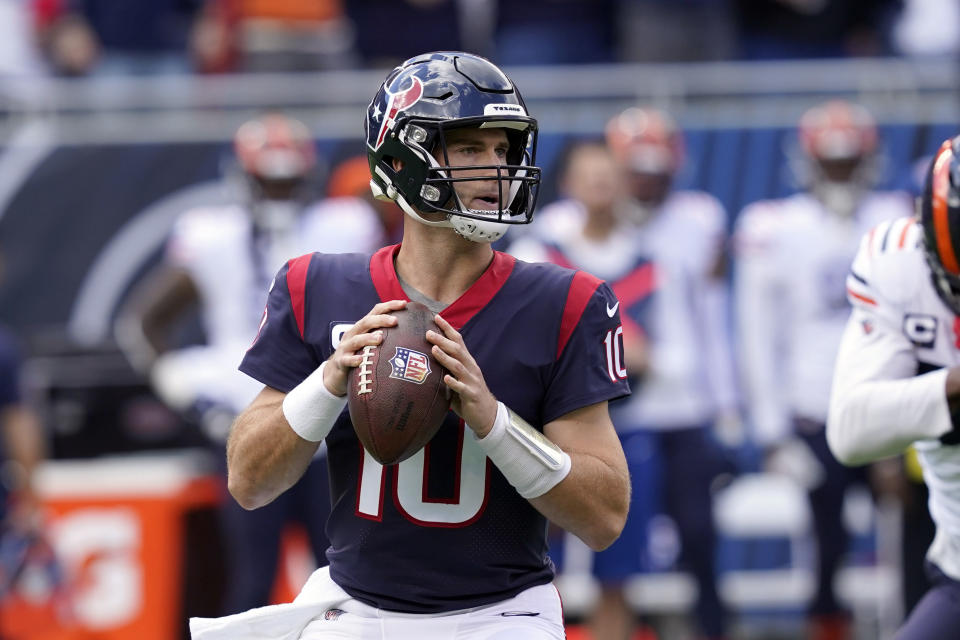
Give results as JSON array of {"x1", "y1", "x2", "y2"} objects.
[{"x1": 375, "y1": 76, "x2": 424, "y2": 150}]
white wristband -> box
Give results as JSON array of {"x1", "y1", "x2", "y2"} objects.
[
  {"x1": 282, "y1": 361, "x2": 347, "y2": 442},
  {"x1": 474, "y1": 402, "x2": 572, "y2": 499}
]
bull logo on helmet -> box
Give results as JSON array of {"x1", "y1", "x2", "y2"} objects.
[{"x1": 374, "y1": 76, "x2": 424, "y2": 150}]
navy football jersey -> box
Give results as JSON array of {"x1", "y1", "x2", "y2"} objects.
[{"x1": 240, "y1": 244, "x2": 630, "y2": 613}]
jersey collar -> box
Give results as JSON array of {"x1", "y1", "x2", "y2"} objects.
[{"x1": 369, "y1": 244, "x2": 515, "y2": 330}]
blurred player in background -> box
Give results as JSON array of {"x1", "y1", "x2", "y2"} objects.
[
  {"x1": 603, "y1": 107, "x2": 738, "y2": 640},
  {"x1": 734, "y1": 100, "x2": 914, "y2": 639},
  {"x1": 191, "y1": 51, "x2": 630, "y2": 640},
  {"x1": 307, "y1": 154, "x2": 403, "y2": 250},
  {"x1": 514, "y1": 108, "x2": 738, "y2": 640},
  {"x1": 509, "y1": 140, "x2": 653, "y2": 640},
  {"x1": 827, "y1": 135, "x2": 960, "y2": 639},
  {"x1": 115, "y1": 111, "x2": 342, "y2": 614}
]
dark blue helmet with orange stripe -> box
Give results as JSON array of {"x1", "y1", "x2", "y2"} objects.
[
  {"x1": 920, "y1": 136, "x2": 960, "y2": 314},
  {"x1": 364, "y1": 51, "x2": 540, "y2": 243}
]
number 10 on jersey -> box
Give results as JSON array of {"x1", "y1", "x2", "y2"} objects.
[{"x1": 604, "y1": 325, "x2": 627, "y2": 382}]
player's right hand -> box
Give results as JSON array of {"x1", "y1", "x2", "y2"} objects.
[{"x1": 323, "y1": 300, "x2": 407, "y2": 396}]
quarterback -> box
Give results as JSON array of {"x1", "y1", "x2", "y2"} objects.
[
  {"x1": 512, "y1": 111, "x2": 737, "y2": 639},
  {"x1": 190, "y1": 52, "x2": 630, "y2": 640},
  {"x1": 735, "y1": 100, "x2": 913, "y2": 637},
  {"x1": 828, "y1": 136, "x2": 960, "y2": 637}
]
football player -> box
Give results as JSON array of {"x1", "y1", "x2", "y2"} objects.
[
  {"x1": 734, "y1": 100, "x2": 914, "y2": 638},
  {"x1": 115, "y1": 111, "x2": 344, "y2": 614},
  {"x1": 305, "y1": 155, "x2": 404, "y2": 250},
  {"x1": 828, "y1": 135, "x2": 960, "y2": 639},
  {"x1": 515, "y1": 109, "x2": 737, "y2": 639},
  {"x1": 190, "y1": 52, "x2": 630, "y2": 640}
]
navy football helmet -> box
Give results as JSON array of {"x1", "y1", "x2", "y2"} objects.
[
  {"x1": 920, "y1": 136, "x2": 960, "y2": 315},
  {"x1": 365, "y1": 51, "x2": 540, "y2": 243}
]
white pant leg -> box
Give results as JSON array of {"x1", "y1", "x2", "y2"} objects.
[
  {"x1": 457, "y1": 582, "x2": 565, "y2": 640},
  {"x1": 299, "y1": 578, "x2": 564, "y2": 640}
]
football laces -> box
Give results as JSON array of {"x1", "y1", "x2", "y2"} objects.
[{"x1": 357, "y1": 345, "x2": 376, "y2": 395}]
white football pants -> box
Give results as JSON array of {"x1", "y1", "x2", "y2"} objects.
[
  {"x1": 190, "y1": 566, "x2": 565, "y2": 640},
  {"x1": 298, "y1": 567, "x2": 565, "y2": 640}
]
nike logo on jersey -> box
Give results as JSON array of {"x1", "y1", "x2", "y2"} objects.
[
  {"x1": 500, "y1": 611, "x2": 540, "y2": 617},
  {"x1": 606, "y1": 301, "x2": 620, "y2": 318}
]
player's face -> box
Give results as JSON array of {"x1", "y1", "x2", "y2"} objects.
[
  {"x1": 564, "y1": 145, "x2": 622, "y2": 215},
  {"x1": 818, "y1": 156, "x2": 861, "y2": 183},
  {"x1": 437, "y1": 127, "x2": 510, "y2": 211},
  {"x1": 255, "y1": 176, "x2": 302, "y2": 200},
  {"x1": 625, "y1": 170, "x2": 672, "y2": 207}
]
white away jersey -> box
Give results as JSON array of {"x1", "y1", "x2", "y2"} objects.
[
  {"x1": 513, "y1": 191, "x2": 738, "y2": 429},
  {"x1": 828, "y1": 216, "x2": 960, "y2": 581},
  {"x1": 734, "y1": 191, "x2": 913, "y2": 445},
  {"x1": 162, "y1": 199, "x2": 384, "y2": 412}
]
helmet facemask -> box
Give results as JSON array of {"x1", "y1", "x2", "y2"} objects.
[
  {"x1": 924, "y1": 242, "x2": 960, "y2": 316},
  {"x1": 808, "y1": 154, "x2": 878, "y2": 218},
  {"x1": 376, "y1": 117, "x2": 540, "y2": 243},
  {"x1": 794, "y1": 101, "x2": 880, "y2": 217}
]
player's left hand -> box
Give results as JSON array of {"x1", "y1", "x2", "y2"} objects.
[{"x1": 427, "y1": 314, "x2": 498, "y2": 437}]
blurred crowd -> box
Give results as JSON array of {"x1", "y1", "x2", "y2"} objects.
[{"x1": 0, "y1": 0, "x2": 956, "y2": 79}]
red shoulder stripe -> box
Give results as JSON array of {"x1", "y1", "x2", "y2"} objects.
[
  {"x1": 286, "y1": 253, "x2": 313, "y2": 339},
  {"x1": 557, "y1": 270, "x2": 603, "y2": 359},
  {"x1": 612, "y1": 262, "x2": 656, "y2": 307}
]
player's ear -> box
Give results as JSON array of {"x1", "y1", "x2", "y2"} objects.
[{"x1": 392, "y1": 158, "x2": 404, "y2": 172}]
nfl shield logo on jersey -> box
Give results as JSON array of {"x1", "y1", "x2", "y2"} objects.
[{"x1": 389, "y1": 347, "x2": 431, "y2": 384}]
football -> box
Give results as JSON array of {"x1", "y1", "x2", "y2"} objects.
[{"x1": 347, "y1": 301, "x2": 451, "y2": 465}]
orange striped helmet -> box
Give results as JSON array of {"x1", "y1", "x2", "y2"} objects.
[
  {"x1": 794, "y1": 100, "x2": 880, "y2": 216},
  {"x1": 604, "y1": 107, "x2": 684, "y2": 175},
  {"x1": 234, "y1": 112, "x2": 316, "y2": 181},
  {"x1": 921, "y1": 136, "x2": 960, "y2": 314},
  {"x1": 798, "y1": 100, "x2": 877, "y2": 162}
]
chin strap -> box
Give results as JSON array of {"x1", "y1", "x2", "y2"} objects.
[
  {"x1": 371, "y1": 177, "x2": 510, "y2": 244},
  {"x1": 449, "y1": 211, "x2": 509, "y2": 243}
]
